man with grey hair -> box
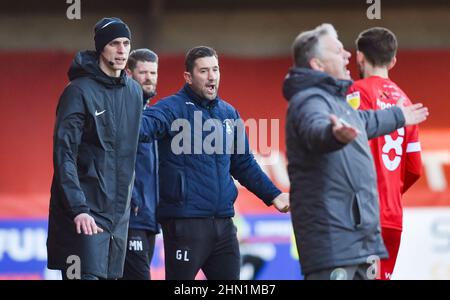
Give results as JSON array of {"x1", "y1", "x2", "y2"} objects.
[{"x1": 283, "y1": 23, "x2": 428, "y2": 280}]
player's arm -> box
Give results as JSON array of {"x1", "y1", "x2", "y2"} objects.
[
  {"x1": 403, "y1": 125, "x2": 422, "y2": 193},
  {"x1": 349, "y1": 85, "x2": 377, "y2": 150}
]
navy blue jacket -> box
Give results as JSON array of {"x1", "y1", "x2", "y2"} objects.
[
  {"x1": 140, "y1": 85, "x2": 281, "y2": 220},
  {"x1": 129, "y1": 96, "x2": 160, "y2": 233}
]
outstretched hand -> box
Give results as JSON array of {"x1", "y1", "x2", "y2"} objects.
[
  {"x1": 330, "y1": 114, "x2": 360, "y2": 144},
  {"x1": 397, "y1": 97, "x2": 429, "y2": 126}
]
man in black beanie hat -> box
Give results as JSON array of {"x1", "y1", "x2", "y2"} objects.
[
  {"x1": 47, "y1": 17, "x2": 142, "y2": 280},
  {"x1": 94, "y1": 17, "x2": 132, "y2": 76}
]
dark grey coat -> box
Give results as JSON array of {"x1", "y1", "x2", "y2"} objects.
[
  {"x1": 284, "y1": 68, "x2": 405, "y2": 275},
  {"x1": 47, "y1": 51, "x2": 142, "y2": 279}
]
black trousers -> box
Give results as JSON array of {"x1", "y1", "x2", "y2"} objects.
[
  {"x1": 121, "y1": 229, "x2": 156, "y2": 280},
  {"x1": 161, "y1": 217, "x2": 240, "y2": 280}
]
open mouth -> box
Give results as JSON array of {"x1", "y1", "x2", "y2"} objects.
[
  {"x1": 206, "y1": 84, "x2": 216, "y2": 93},
  {"x1": 115, "y1": 58, "x2": 126, "y2": 64}
]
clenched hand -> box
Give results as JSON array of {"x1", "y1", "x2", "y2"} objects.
[{"x1": 272, "y1": 193, "x2": 290, "y2": 213}]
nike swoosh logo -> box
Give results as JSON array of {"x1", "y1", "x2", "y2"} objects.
[
  {"x1": 95, "y1": 110, "x2": 106, "y2": 116},
  {"x1": 100, "y1": 21, "x2": 116, "y2": 29}
]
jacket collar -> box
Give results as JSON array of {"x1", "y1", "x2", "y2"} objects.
[
  {"x1": 183, "y1": 84, "x2": 218, "y2": 109},
  {"x1": 283, "y1": 67, "x2": 353, "y2": 101}
]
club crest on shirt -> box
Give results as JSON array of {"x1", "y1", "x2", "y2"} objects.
[{"x1": 346, "y1": 91, "x2": 361, "y2": 110}]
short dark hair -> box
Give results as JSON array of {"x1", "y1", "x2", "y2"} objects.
[
  {"x1": 356, "y1": 27, "x2": 398, "y2": 67},
  {"x1": 292, "y1": 23, "x2": 337, "y2": 68},
  {"x1": 185, "y1": 46, "x2": 218, "y2": 73},
  {"x1": 127, "y1": 48, "x2": 158, "y2": 71}
]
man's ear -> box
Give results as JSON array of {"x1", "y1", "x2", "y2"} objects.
[
  {"x1": 356, "y1": 50, "x2": 365, "y2": 66},
  {"x1": 183, "y1": 71, "x2": 192, "y2": 84},
  {"x1": 310, "y1": 57, "x2": 324, "y2": 71},
  {"x1": 388, "y1": 56, "x2": 397, "y2": 70},
  {"x1": 125, "y1": 68, "x2": 132, "y2": 77}
]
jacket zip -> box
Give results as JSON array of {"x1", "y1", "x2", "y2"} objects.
[
  {"x1": 207, "y1": 104, "x2": 221, "y2": 217},
  {"x1": 107, "y1": 234, "x2": 114, "y2": 276}
]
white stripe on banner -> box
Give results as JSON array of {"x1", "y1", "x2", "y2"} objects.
[{"x1": 406, "y1": 142, "x2": 421, "y2": 153}]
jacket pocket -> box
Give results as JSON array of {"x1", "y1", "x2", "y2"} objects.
[
  {"x1": 228, "y1": 182, "x2": 238, "y2": 209},
  {"x1": 351, "y1": 193, "x2": 363, "y2": 228},
  {"x1": 159, "y1": 167, "x2": 186, "y2": 206},
  {"x1": 77, "y1": 150, "x2": 99, "y2": 180}
]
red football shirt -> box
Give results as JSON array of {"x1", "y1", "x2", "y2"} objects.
[{"x1": 348, "y1": 76, "x2": 422, "y2": 230}]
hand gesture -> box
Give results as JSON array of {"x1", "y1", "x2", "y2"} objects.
[
  {"x1": 272, "y1": 193, "x2": 290, "y2": 213},
  {"x1": 74, "y1": 213, "x2": 104, "y2": 235},
  {"x1": 397, "y1": 98, "x2": 429, "y2": 126},
  {"x1": 330, "y1": 114, "x2": 360, "y2": 144}
]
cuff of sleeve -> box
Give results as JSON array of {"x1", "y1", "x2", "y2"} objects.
[
  {"x1": 265, "y1": 190, "x2": 282, "y2": 207},
  {"x1": 131, "y1": 196, "x2": 139, "y2": 210},
  {"x1": 70, "y1": 205, "x2": 90, "y2": 220},
  {"x1": 392, "y1": 106, "x2": 406, "y2": 127}
]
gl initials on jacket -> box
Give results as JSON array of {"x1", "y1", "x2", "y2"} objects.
[
  {"x1": 176, "y1": 249, "x2": 190, "y2": 262},
  {"x1": 382, "y1": 127, "x2": 404, "y2": 171}
]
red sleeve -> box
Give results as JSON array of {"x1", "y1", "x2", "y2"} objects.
[{"x1": 402, "y1": 124, "x2": 422, "y2": 193}]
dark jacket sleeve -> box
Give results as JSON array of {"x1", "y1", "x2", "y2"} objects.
[
  {"x1": 140, "y1": 100, "x2": 176, "y2": 143},
  {"x1": 53, "y1": 85, "x2": 90, "y2": 219},
  {"x1": 131, "y1": 171, "x2": 139, "y2": 210},
  {"x1": 358, "y1": 106, "x2": 405, "y2": 140},
  {"x1": 230, "y1": 111, "x2": 281, "y2": 206},
  {"x1": 288, "y1": 94, "x2": 346, "y2": 153}
]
